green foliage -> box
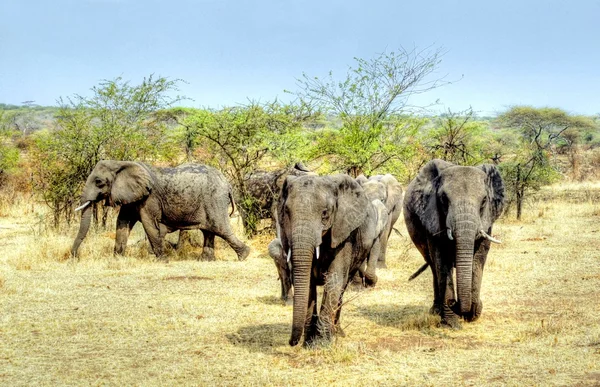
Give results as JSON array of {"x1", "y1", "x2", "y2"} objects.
[
  {"x1": 291, "y1": 46, "x2": 447, "y2": 176},
  {"x1": 310, "y1": 115, "x2": 427, "y2": 179},
  {"x1": 0, "y1": 140, "x2": 19, "y2": 173},
  {"x1": 424, "y1": 108, "x2": 494, "y2": 165},
  {"x1": 31, "y1": 75, "x2": 184, "y2": 227},
  {"x1": 497, "y1": 106, "x2": 594, "y2": 219}
]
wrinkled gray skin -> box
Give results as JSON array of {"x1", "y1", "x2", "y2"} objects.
[
  {"x1": 403, "y1": 159, "x2": 504, "y2": 328},
  {"x1": 71, "y1": 160, "x2": 250, "y2": 261},
  {"x1": 277, "y1": 174, "x2": 381, "y2": 346},
  {"x1": 267, "y1": 238, "x2": 293, "y2": 304},
  {"x1": 357, "y1": 174, "x2": 403, "y2": 268},
  {"x1": 240, "y1": 162, "x2": 313, "y2": 228}
]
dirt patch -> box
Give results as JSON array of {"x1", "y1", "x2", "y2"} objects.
[{"x1": 163, "y1": 275, "x2": 213, "y2": 281}]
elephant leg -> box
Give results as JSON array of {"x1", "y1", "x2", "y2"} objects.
[
  {"x1": 276, "y1": 261, "x2": 293, "y2": 304},
  {"x1": 176, "y1": 230, "x2": 191, "y2": 251},
  {"x1": 364, "y1": 238, "x2": 380, "y2": 287},
  {"x1": 465, "y1": 239, "x2": 490, "y2": 322},
  {"x1": 428, "y1": 239, "x2": 460, "y2": 329},
  {"x1": 302, "y1": 276, "x2": 319, "y2": 346},
  {"x1": 200, "y1": 230, "x2": 216, "y2": 261},
  {"x1": 213, "y1": 227, "x2": 250, "y2": 261},
  {"x1": 114, "y1": 205, "x2": 138, "y2": 256},
  {"x1": 140, "y1": 213, "x2": 165, "y2": 261},
  {"x1": 377, "y1": 221, "x2": 392, "y2": 268},
  {"x1": 318, "y1": 244, "x2": 352, "y2": 342},
  {"x1": 423, "y1": 243, "x2": 441, "y2": 316}
]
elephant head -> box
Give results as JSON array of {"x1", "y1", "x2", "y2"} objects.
[
  {"x1": 277, "y1": 174, "x2": 368, "y2": 346},
  {"x1": 410, "y1": 159, "x2": 504, "y2": 314},
  {"x1": 71, "y1": 160, "x2": 152, "y2": 257}
]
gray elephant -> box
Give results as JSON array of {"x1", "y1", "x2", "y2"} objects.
[
  {"x1": 238, "y1": 162, "x2": 312, "y2": 230},
  {"x1": 71, "y1": 160, "x2": 250, "y2": 261},
  {"x1": 357, "y1": 174, "x2": 403, "y2": 268},
  {"x1": 267, "y1": 238, "x2": 292, "y2": 304},
  {"x1": 277, "y1": 174, "x2": 383, "y2": 346},
  {"x1": 403, "y1": 159, "x2": 504, "y2": 328}
]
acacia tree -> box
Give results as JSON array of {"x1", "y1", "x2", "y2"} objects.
[
  {"x1": 497, "y1": 106, "x2": 595, "y2": 219},
  {"x1": 292, "y1": 46, "x2": 449, "y2": 176},
  {"x1": 426, "y1": 108, "x2": 493, "y2": 165},
  {"x1": 32, "y1": 75, "x2": 184, "y2": 227}
]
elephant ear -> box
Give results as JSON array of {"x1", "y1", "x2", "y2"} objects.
[
  {"x1": 276, "y1": 175, "x2": 297, "y2": 253},
  {"x1": 330, "y1": 174, "x2": 369, "y2": 248},
  {"x1": 362, "y1": 180, "x2": 387, "y2": 202},
  {"x1": 372, "y1": 199, "x2": 389, "y2": 236},
  {"x1": 479, "y1": 164, "x2": 505, "y2": 224},
  {"x1": 380, "y1": 174, "x2": 403, "y2": 214},
  {"x1": 407, "y1": 159, "x2": 454, "y2": 236},
  {"x1": 111, "y1": 162, "x2": 152, "y2": 205}
]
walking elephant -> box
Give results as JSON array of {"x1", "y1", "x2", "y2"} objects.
[
  {"x1": 276, "y1": 174, "x2": 384, "y2": 346},
  {"x1": 71, "y1": 161, "x2": 250, "y2": 261},
  {"x1": 403, "y1": 159, "x2": 504, "y2": 328}
]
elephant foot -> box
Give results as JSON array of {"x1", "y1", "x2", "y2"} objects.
[
  {"x1": 364, "y1": 271, "x2": 378, "y2": 288},
  {"x1": 377, "y1": 261, "x2": 388, "y2": 269},
  {"x1": 200, "y1": 250, "x2": 216, "y2": 261},
  {"x1": 429, "y1": 303, "x2": 442, "y2": 316},
  {"x1": 440, "y1": 304, "x2": 462, "y2": 330},
  {"x1": 303, "y1": 316, "x2": 321, "y2": 346},
  {"x1": 464, "y1": 300, "x2": 483, "y2": 322},
  {"x1": 237, "y1": 245, "x2": 251, "y2": 261}
]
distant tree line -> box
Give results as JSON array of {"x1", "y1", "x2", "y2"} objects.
[{"x1": 1, "y1": 48, "x2": 599, "y2": 231}]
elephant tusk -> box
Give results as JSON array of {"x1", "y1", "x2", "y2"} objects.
[
  {"x1": 315, "y1": 246, "x2": 320, "y2": 260},
  {"x1": 447, "y1": 228, "x2": 454, "y2": 241},
  {"x1": 480, "y1": 230, "x2": 502, "y2": 244},
  {"x1": 287, "y1": 248, "x2": 291, "y2": 263},
  {"x1": 74, "y1": 201, "x2": 91, "y2": 212}
]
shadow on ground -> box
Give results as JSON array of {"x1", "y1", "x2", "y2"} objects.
[
  {"x1": 357, "y1": 304, "x2": 441, "y2": 331},
  {"x1": 226, "y1": 323, "x2": 290, "y2": 353}
]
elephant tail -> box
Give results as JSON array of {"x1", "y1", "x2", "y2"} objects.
[
  {"x1": 228, "y1": 190, "x2": 236, "y2": 217},
  {"x1": 408, "y1": 262, "x2": 429, "y2": 281}
]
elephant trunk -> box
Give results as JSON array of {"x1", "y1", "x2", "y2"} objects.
[
  {"x1": 453, "y1": 205, "x2": 478, "y2": 314},
  {"x1": 288, "y1": 229, "x2": 316, "y2": 346},
  {"x1": 71, "y1": 203, "x2": 93, "y2": 257}
]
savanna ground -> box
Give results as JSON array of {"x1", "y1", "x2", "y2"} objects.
[{"x1": 0, "y1": 182, "x2": 599, "y2": 386}]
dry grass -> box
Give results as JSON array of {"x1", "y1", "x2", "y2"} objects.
[{"x1": 1, "y1": 182, "x2": 599, "y2": 386}]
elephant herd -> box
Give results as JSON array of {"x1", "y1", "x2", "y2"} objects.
[{"x1": 71, "y1": 159, "x2": 505, "y2": 347}]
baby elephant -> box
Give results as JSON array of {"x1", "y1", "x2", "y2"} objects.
[
  {"x1": 267, "y1": 238, "x2": 293, "y2": 305},
  {"x1": 71, "y1": 160, "x2": 250, "y2": 261}
]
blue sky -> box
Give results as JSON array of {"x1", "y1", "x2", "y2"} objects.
[{"x1": 1, "y1": 0, "x2": 599, "y2": 116}]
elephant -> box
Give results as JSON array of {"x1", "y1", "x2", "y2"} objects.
[
  {"x1": 71, "y1": 160, "x2": 250, "y2": 261},
  {"x1": 357, "y1": 174, "x2": 403, "y2": 268},
  {"x1": 267, "y1": 238, "x2": 292, "y2": 304},
  {"x1": 403, "y1": 159, "x2": 504, "y2": 328},
  {"x1": 276, "y1": 174, "x2": 384, "y2": 346},
  {"x1": 239, "y1": 162, "x2": 312, "y2": 229}
]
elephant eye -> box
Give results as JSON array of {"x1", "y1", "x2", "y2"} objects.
[
  {"x1": 322, "y1": 210, "x2": 329, "y2": 221},
  {"x1": 95, "y1": 178, "x2": 105, "y2": 187}
]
